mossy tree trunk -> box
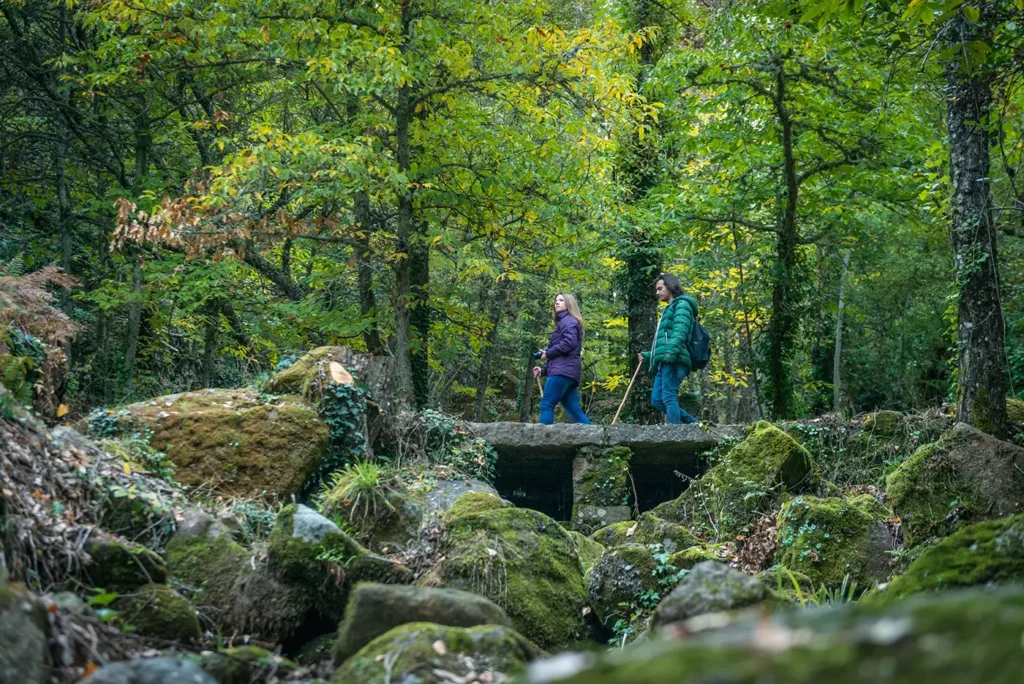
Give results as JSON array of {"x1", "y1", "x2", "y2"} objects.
[{"x1": 945, "y1": 11, "x2": 1008, "y2": 438}]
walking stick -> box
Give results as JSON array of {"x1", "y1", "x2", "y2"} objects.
[
  {"x1": 611, "y1": 361, "x2": 644, "y2": 425},
  {"x1": 535, "y1": 375, "x2": 544, "y2": 398}
]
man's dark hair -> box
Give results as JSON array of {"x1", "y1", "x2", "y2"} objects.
[{"x1": 657, "y1": 273, "x2": 683, "y2": 297}]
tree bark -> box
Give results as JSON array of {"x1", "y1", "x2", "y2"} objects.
[
  {"x1": 766, "y1": 54, "x2": 799, "y2": 419},
  {"x1": 122, "y1": 99, "x2": 151, "y2": 387},
  {"x1": 518, "y1": 339, "x2": 537, "y2": 423},
  {"x1": 353, "y1": 191, "x2": 384, "y2": 354},
  {"x1": 473, "y1": 281, "x2": 510, "y2": 421},
  {"x1": 201, "y1": 308, "x2": 218, "y2": 388},
  {"x1": 833, "y1": 249, "x2": 851, "y2": 414},
  {"x1": 946, "y1": 15, "x2": 1008, "y2": 437}
]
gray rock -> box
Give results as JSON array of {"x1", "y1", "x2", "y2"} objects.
[
  {"x1": 573, "y1": 505, "x2": 631, "y2": 535},
  {"x1": 334, "y1": 583, "x2": 513, "y2": 663},
  {"x1": 175, "y1": 510, "x2": 232, "y2": 540},
  {"x1": 42, "y1": 591, "x2": 95, "y2": 617},
  {"x1": 652, "y1": 561, "x2": 767, "y2": 628},
  {"x1": 81, "y1": 657, "x2": 214, "y2": 684},
  {"x1": 587, "y1": 544, "x2": 658, "y2": 629},
  {"x1": 0, "y1": 581, "x2": 48, "y2": 684},
  {"x1": 420, "y1": 478, "x2": 499, "y2": 523},
  {"x1": 290, "y1": 504, "x2": 340, "y2": 543}
]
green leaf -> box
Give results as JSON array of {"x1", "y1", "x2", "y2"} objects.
[{"x1": 963, "y1": 6, "x2": 979, "y2": 21}]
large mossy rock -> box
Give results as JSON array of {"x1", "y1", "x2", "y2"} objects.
[
  {"x1": 333, "y1": 622, "x2": 540, "y2": 683},
  {"x1": 85, "y1": 536, "x2": 167, "y2": 592},
  {"x1": 420, "y1": 507, "x2": 590, "y2": 651},
  {"x1": 334, "y1": 583, "x2": 513, "y2": 664},
  {"x1": 571, "y1": 447, "x2": 632, "y2": 535},
  {"x1": 586, "y1": 544, "x2": 658, "y2": 628},
  {"x1": 667, "y1": 546, "x2": 726, "y2": 571},
  {"x1": 651, "y1": 561, "x2": 769, "y2": 628},
  {"x1": 524, "y1": 585, "x2": 1024, "y2": 684},
  {"x1": 113, "y1": 584, "x2": 201, "y2": 644},
  {"x1": 567, "y1": 530, "x2": 605, "y2": 575},
  {"x1": 867, "y1": 515, "x2": 1024, "y2": 604},
  {"x1": 886, "y1": 423, "x2": 1024, "y2": 546},
  {"x1": 653, "y1": 421, "x2": 816, "y2": 538},
  {"x1": 266, "y1": 505, "x2": 413, "y2": 621},
  {"x1": 591, "y1": 512, "x2": 700, "y2": 553},
  {"x1": 165, "y1": 511, "x2": 311, "y2": 643},
  {"x1": 0, "y1": 579, "x2": 48, "y2": 684},
  {"x1": 775, "y1": 494, "x2": 894, "y2": 591},
  {"x1": 120, "y1": 388, "x2": 328, "y2": 500}
]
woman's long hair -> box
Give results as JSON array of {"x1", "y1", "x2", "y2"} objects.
[{"x1": 554, "y1": 293, "x2": 585, "y2": 335}]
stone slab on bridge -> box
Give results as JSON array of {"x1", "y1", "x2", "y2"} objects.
[{"x1": 467, "y1": 422, "x2": 746, "y2": 468}]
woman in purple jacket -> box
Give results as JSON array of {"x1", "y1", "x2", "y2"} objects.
[{"x1": 533, "y1": 293, "x2": 592, "y2": 425}]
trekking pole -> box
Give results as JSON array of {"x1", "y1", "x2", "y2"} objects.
[
  {"x1": 535, "y1": 375, "x2": 544, "y2": 398},
  {"x1": 611, "y1": 361, "x2": 644, "y2": 425}
]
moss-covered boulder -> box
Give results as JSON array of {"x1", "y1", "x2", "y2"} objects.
[
  {"x1": 591, "y1": 512, "x2": 700, "y2": 553},
  {"x1": 165, "y1": 511, "x2": 311, "y2": 643},
  {"x1": 0, "y1": 579, "x2": 48, "y2": 684},
  {"x1": 864, "y1": 410, "x2": 903, "y2": 436},
  {"x1": 119, "y1": 388, "x2": 328, "y2": 500},
  {"x1": 775, "y1": 494, "x2": 894, "y2": 592},
  {"x1": 198, "y1": 646, "x2": 296, "y2": 684},
  {"x1": 524, "y1": 585, "x2": 1024, "y2": 684},
  {"x1": 886, "y1": 423, "x2": 1024, "y2": 546},
  {"x1": 420, "y1": 507, "x2": 590, "y2": 651},
  {"x1": 296, "y1": 632, "x2": 336, "y2": 667},
  {"x1": 666, "y1": 545, "x2": 726, "y2": 571},
  {"x1": 653, "y1": 421, "x2": 817, "y2": 538},
  {"x1": 572, "y1": 447, "x2": 632, "y2": 535},
  {"x1": 867, "y1": 515, "x2": 1024, "y2": 604},
  {"x1": 113, "y1": 584, "x2": 200, "y2": 644},
  {"x1": 567, "y1": 530, "x2": 605, "y2": 575},
  {"x1": 651, "y1": 561, "x2": 768, "y2": 628},
  {"x1": 320, "y1": 478, "x2": 424, "y2": 555},
  {"x1": 85, "y1": 536, "x2": 167, "y2": 592},
  {"x1": 586, "y1": 544, "x2": 659, "y2": 628},
  {"x1": 334, "y1": 583, "x2": 513, "y2": 664},
  {"x1": 444, "y1": 490, "x2": 511, "y2": 523},
  {"x1": 333, "y1": 622, "x2": 540, "y2": 683},
  {"x1": 264, "y1": 346, "x2": 351, "y2": 400},
  {"x1": 267, "y1": 505, "x2": 413, "y2": 621}
]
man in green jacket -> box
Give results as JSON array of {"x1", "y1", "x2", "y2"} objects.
[{"x1": 638, "y1": 273, "x2": 698, "y2": 424}]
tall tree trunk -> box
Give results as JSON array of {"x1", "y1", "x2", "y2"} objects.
[
  {"x1": 122, "y1": 100, "x2": 151, "y2": 387},
  {"x1": 766, "y1": 54, "x2": 799, "y2": 419},
  {"x1": 833, "y1": 249, "x2": 851, "y2": 414},
  {"x1": 201, "y1": 306, "x2": 218, "y2": 388},
  {"x1": 353, "y1": 191, "x2": 384, "y2": 354},
  {"x1": 518, "y1": 339, "x2": 537, "y2": 423},
  {"x1": 409, "y1": 224, "x2": 430, "y2": 407},
  {"x1": 473, "y1": 281, "x2": 509, "y2": 421},
  {"x1": 946, "y1": 15, "x2": 1008, "y2": 437}
]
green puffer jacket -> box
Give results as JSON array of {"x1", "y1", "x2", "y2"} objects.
[{"x1": 641, "y1": 295, "x2": 698, "y2": 371}]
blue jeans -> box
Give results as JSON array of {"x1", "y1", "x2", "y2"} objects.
[
  {"x1": 651, "y1": 363, "x2": 696, "y2": 424},
  {"x1": 540, "y1": 375, "x2": 592, "y2": 425}
]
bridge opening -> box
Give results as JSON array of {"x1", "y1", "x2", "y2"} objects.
[
  {"x1": 494, "y1": 455, "x2": 574, "y2": 523},
  {"x1": 631, "y1": 462, "x2": 693, "y2": 513}
]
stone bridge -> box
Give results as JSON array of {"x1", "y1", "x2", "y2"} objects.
[{"x1": 467, "y1": 422, "x2": 745, "y2": 531}]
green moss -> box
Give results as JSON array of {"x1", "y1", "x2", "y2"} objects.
[
  {"x1": 85, "y1": 538, "x2": 167, "y2": 592},
  {"x1": 297, "y1": 633, "x2": 336, "y2": 666},
  {"x1": 864, "y1": 410, "x2": 902, "y2": 436},
  {"x1": 114, "y1": 584, "x2": 201, "y2": 644},
  {"x1": 666, "y1": 546, "x2": 725, "y2": 571},
  {"x1": 264, "y1": 346, "x2": 350, "y2": 400},
  {"x1": 420, "y1": 507, "x2": 590, "y2": 652},
  {"x1": 885, "y1": 424, "x2": 1024, "y2": 547},
  {"x1": 590, "y1": 521, "x2": 632, "y2": 548},
  {"x1": 1007, "y1": 398, "x2": 1024, "y2": 424},
  {"x1": 590, "y1": 513, "x2": 700, "y2": 553},
  {"x1": 445, "y1": 491, "x2": 511, "y2": 523},
  {"x1": 756, "y1": 565, "x2": 814, "y2": 598},
  {"x1": 199, "y1": 646, "x2": 296, "y2": 684},
  {"x1": 333, "y1": 622, "x2": 539, "y2": 683},
  {"x1": 775, "y1": 494, "x2": 892, "y2": 591},
  {"x1": 586, "y1": 544, "x2": 658, "y2": 627},
  {"x1": 868, "y1": 515, "x2": 1024, "y2": 604},
  {"x1": 123, "y1": 388, "x2": 328, "y2": 500},
  {"x1": 567, "y1": 531, "x2": 605, "y2": 575},
  {"x1": 653, "y1": 421, "x2": 816, "y2": 539},
  {"x1": 573, "y1": 447, "x2": 631, "y2": 508},
  {"x1": 165, "y1": 530, "x2": 249, "y2": 608},
  {"x1": 547, "y1": 586, "x2": 1024, "y2": 683}
]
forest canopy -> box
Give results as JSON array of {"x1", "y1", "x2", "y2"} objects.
[{"x1": 3, "y1": 0, "x2": 1023, "y2": 429}]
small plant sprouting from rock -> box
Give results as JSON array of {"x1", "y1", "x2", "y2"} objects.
[
  {"x1": 317, "y1": 460, "x2": 395, "y2": 532},
  {"x1": 418, "y1": 409, "x2": 500, "y2": 483}
]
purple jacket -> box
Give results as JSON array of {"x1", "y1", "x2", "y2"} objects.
[{"x1": 541, "y1": 311, "x2": 583, "y2": 383}]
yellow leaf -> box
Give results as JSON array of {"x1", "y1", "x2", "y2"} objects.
[
  {"x1": 56, "y1": 404, "x2": 69, "y2": 418},
  {"x1": 123, "y1": 463, "x2": 132, "y2": 474}
]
